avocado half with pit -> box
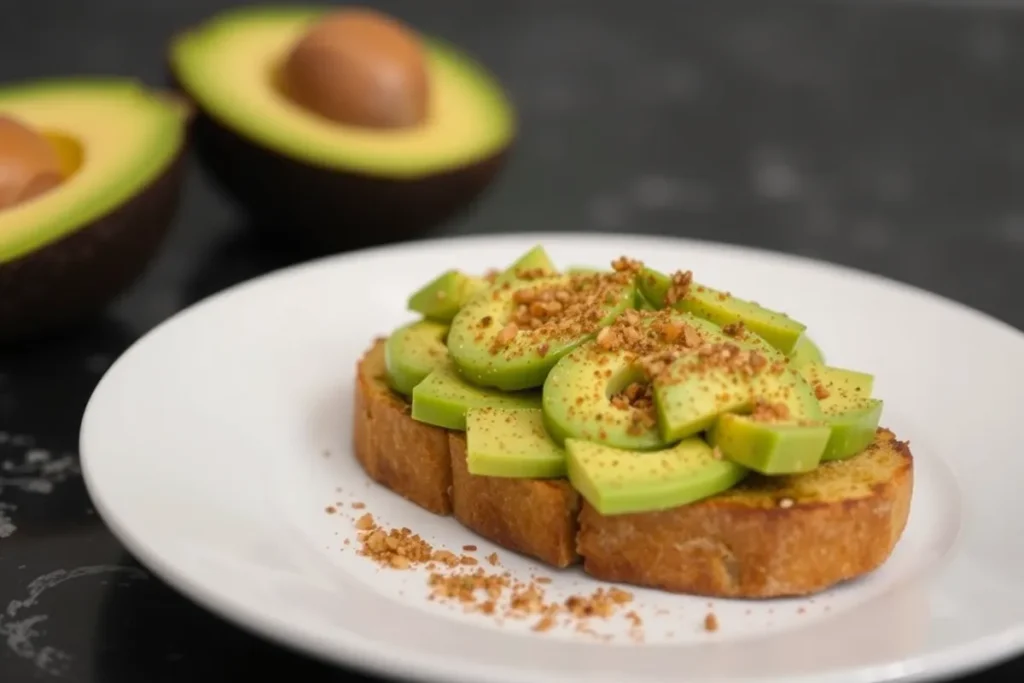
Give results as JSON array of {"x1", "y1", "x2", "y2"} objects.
[
  {"x1": 0, "y1": 79, "x2": 188, "y2": 343},
  {"x1": 168, "y1": 6, "x2": 515, "y2": 253}
]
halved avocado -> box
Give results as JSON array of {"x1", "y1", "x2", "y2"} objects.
[
  {"x1": 168, "y1": 6, "x2": 515, "y2": 253},
  {"x1": 0, "y1": 79, "x2": 188, "y2": 343}
]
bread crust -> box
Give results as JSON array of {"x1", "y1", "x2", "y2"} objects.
[
  {"x1": 577, "y1": 429, "x2": 913, "y2": 598},
  {"x1": 353, "y1": 338, "x2": 452, "y2": 515},
  {"x1": 449, "y1": 433, "x2": 580, "y2": 568},
  {"x1": 351, "y1": 340, "x2": 914, "y2": 597}
]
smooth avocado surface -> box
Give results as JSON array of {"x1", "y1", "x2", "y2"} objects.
[
  {"x1": 411, "y1": 363, "x2": 540, "y2": 431},
  {"x1": 407, "y1": 269, "x2": 487, "y2": 322},
  {"x1": 566, "y1": 437, "x2": 749, "y2": 516},
  {"x1": 169, "y1": 7, "x2": 514, "y2": 178},
  {"x1": 789, "y1": 334, "x2": 825, "y2": 367},
  {"x1": 384, "y1": 319, "x2": 449, "y2": 395},
  {"x1": 466, "y1": 407, "x2": 566, "y2": 478},
  {"x1": 708, "y1": 414, "x2": 831, "y2": 475},
  {"x1": 0, "y1": 80, "x2": 186, "y2": 264},
  {"x1": 797, "y1": 363, "x2": 882, "y2": 460}
]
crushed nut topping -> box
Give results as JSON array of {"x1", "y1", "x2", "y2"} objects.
[
  {"x1": 487, "y1": 260, "x2": 639, "y2": 356},
  {"x1": 350, "y1": 514, "x2": 640, "y2": 637},
  {"x1": 664, "y1": 270, "x2": 693, "y2": 306}
]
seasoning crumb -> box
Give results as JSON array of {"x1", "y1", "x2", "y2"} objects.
[
  {"x1": 704, "y1": 612, "x2": 719, "y2": 632},
  {"x1": 462, "y1": 544, "x2": 478, "y2": 552},
  {"x1": 325, "y1": 505, "x2": 337, "y2": 514},
  {"x1": 350, "y1": 515, "x2": 641, "y2": 639},
  {"x1": 351, "y1": 502, "x2": 366, "y2": 510}
]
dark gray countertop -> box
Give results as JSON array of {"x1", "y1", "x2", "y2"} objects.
[{"x1": 2, "y1": 1, "x2": 1023, "y2": 681}]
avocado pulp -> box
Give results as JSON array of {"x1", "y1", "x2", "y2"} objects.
[
  {"x1": 384, "y1": 319, "x2": 449, "y2": 395},
  {"x1": 0, "y1": 79, "x2": 187, "y2": 341},
  {"x1": 466, "y1": 407, "x2": 566, "y2": 478},
  {"x1": 168, "y1": 6, "x2": 515, "y2": 253},
  {"x1": 446, "y1": 271, "x2": 636, "y2": 391},
  {"x1": 566, "y1": 437, "x2": 748, "y2": 516},
  {"x1": 171, "y1": 7, "x2": 512, "y2": 177},
  {"x1": 638, "y1": 267, "x2": 806, "y2": 354},
  {"x1": 380, "y1": 249, "x2": 886, "y2": 516}
]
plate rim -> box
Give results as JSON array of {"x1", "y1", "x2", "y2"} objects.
[{"x1": 80, "y1": 231, "x2": 1024, "y2": 683}]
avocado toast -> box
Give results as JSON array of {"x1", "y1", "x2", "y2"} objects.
[{"x1": 352, "y1": 246, "x2": 913, "y2": 598}]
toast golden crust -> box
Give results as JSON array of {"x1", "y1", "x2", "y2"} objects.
[
  {"x1": 577, "y1": 429, "x2": 913, "y2": 598},
  {"x1": 351, "y1": 339, "x2": 914, "y2": 598},
  {"x1": 449, "y1": 433, "x2": 580, "y2": 568},
  {"x1": 353, "y1": 338, "x2": 452, "y2": 515}
]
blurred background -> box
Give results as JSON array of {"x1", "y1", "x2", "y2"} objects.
[{"x1": 1, "y1": 1, "x2": 1023, "y2": 682}]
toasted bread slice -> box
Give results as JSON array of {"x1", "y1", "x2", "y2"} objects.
[
  {"x1": 577, "y1": 428, "x2": 913, "y2": 598},
  {"x1": 352, "y1": 339, "x2": 913, "y2": 597},
  {"x1": 353, "y1": 338, "x2": 452, "y2": 515},
  {"x1": 449, "y1": 433, "x2": 581, "y2": 568}
]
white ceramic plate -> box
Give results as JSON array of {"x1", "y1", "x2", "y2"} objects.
[{"x1": 81, "y1": 233, "x2": 1024, "y2": 683}]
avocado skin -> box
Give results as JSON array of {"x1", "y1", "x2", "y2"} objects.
[
  {"x1": 170, "y1": 75, "x2": 510, "y2": 254},
  {"x1": 0, "y1": 153, "x2": 185, "y2": 344}
]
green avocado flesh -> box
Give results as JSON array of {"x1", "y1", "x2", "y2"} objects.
[
  {"x1": 411, "y1": 363, "x2": 540, "y2": 430},
  {"x1": 407, "y1": 270, "x2": 487, "y2": 322},
  {"x1": 638, "y1": 268, "x2": 806, "y2": 354},
  {"x1": 466, "y1": 407, "x2": 565, "y2": 478},
  {"x1": 446, "y1": 272, "x2": 636, "y2": 391},
  {"x1": 797, "y1": 363, "x2": 881, "y2": 461},
  {"x1": 789, "y1": 334, "x2": 825, "y2": 367},
  {"x1": 169, "y1": 6, "x2": 514, "y2": 178},
  {"x1": 382, "y1": 248, "x2": 883, "y2": 515},
  {"x1": 566, "y1": 437, "x2": 749, "y2": 515},
  {"x1": 0, "y1": 79, "x2": 187, "y2": 264},
  {"x1": 384, "y1": 320, "x2": 449, "y2": 395},
  {"x1": 708, "y1": 414, "x2": 832, "y2": 475},
  {"x1": 543, "y1": 342, "x2": 668, "y2": 452},
  {"x1": 493, "y1": 245, "x2": 557, "y2": 286}
]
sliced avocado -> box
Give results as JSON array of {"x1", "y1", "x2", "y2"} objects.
[
  {"x1": 566, "y1": 266, "x2": 603, "y2": 275},
  {"x1": 543, "y1": 341, "x2": 668, "y2": 451},
  {"x1": 818, "y1": 398, "x2": 883, "y2": 461},
  {"x1": 788, "y1": 334, "x2": 825, "y2": 367},
  {"x1": 465, "y1": 407, "x2": 565, "y2": 478},
  {"x1": 638, "y1": 267, "x2": 806, "y2": 354},
  {"x1": 635, "y1": 289, "x2": 657, "y2": 311},
  {"x1": 493, "y1": 244, "x2": 557, "y2": 286},
  {"x1": 797, "y1": 363, "x2": 882, "y2": 461},
  {"x1": 702, "y1": 366, "x2": 829, "y2": 475},
  {"x1": 653, "y1": 357, "x2": 761, "y2": 442},
  {"x1": 407, "y1": 269, "x2": 487, "y2": 322},
  {"x1": 410, "y1": 363, "x2": 540, "y2": 430},
  {"x1": 384, "y1": 319, "x2": 449, "y2": 395},
  {"x1": 0, "y1": 79, "x2": 187, "y2": 342},
  {"x1": 168, "y1": 6, "x2": 514, "y2": 253},
  {"x1": 708, "y1": 414, "x2": 831, "y2": 475},
  {"x1": 565, "y1": 437, "x2": 748, "y2": 516},
  {"x1": 446, "y1": 272, "x2": 636, "y2": 391},
  {"x1": 797, "y1": 363, "x2": 873, "y2": 409}
]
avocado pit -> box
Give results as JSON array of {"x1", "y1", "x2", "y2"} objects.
[
  {"x1": 281, "y1": 8, "x2": 429, "y2": 129},
  {"x1": 0, "y1": 116, "x2": 65, "y2": 211}
]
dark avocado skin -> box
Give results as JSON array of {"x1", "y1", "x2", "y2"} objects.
[
  {"x1": 167, "y1": 73, "x2": 510, "y2": 255},
  {"x1": 0, "y1": 153, "x2": 186, "y2": 344}
]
